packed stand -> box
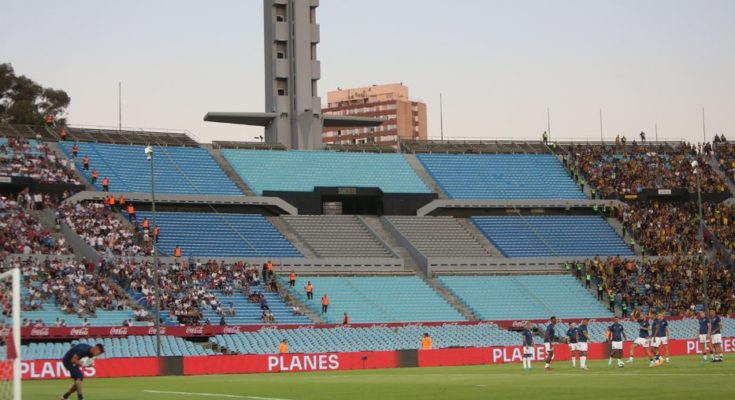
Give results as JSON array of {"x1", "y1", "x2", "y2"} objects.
[
  {"x1": 713, "y1": 134, "x2": 735, "y2": 182},
  {"x1": 574, "y1": 256, "x2": 734, "y2": 317},
  {"x1": 57, "y1": 201, "x2": 151, "y2": 256},
  {"x1": 620, "y1": 201, "x2": 702, "y2": 256},
  {"x1": 567, "y1": 141, "x2": 726, "y2": 199},
  {"x1": 0, "y1": 193, "x2": 71, "y2": 256},
  {"x1": 0, "y1": 137, "x2": 81, "y2": 184}
]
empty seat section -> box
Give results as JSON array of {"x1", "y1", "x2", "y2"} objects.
[
  {"x1": 386, "y1": 216, "x2": 492, "y2": 257},
  {"x1": 417, "y1": 153, "x2": 585, "y2": 199},
  {"x1": 202, "y1": 283, "x2": 311, "y2": 325},
  {"x1": 282, "y1": 215, "x2": 393, "y2": 258},
  {"x1": 221, "y1": 150, "x2": 432, "y2": 195},
  {"x1": 286, "y1": 276, "x2": 464, "y2": 323},
  {"x1": 58, "y1": 142, "x2": 241, "y2": 195},
  {"x1": 21, "y1": 336, "x2": 215, "y2": 360},
  {"x1": 438, "y1": 275, "x2": 613, "y2": 320},
  {"x1": 133, "y1": 211, "x2": 301, "y2": 258},
  {"x1": 471, "y1": 215, "x2": 633, "y2": 257}
]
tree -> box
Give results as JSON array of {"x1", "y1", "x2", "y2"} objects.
[{"x1": 0, "y1": 63, "x2": 70, "y2": 125}]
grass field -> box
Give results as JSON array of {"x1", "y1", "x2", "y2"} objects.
[{"x1": 24, "y1": 355, "x2": 733, "y2": 400}]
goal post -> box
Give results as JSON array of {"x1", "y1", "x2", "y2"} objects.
[{"x1": 0, "y1": 267, "x2": 20, "y2": 400}]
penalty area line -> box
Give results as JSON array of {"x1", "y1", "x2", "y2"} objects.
[{"x1": 143, "y1": 389, "x2": 293, "y2": 400}]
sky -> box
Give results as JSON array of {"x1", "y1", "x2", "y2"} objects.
[{"x1": 2, "y1": 0, "x2": 734, "y2": 144}]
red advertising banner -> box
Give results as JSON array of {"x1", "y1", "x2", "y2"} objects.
[
  {"x1": 21, "y1": 357, "x2": 162, "y2": 380},
  {"x1": 22, "y1": 337, "x2": 735, "y2": 380}
]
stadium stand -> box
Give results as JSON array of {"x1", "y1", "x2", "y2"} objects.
[
  {"x1": 281, "y1": 215, "x2": 395, "y2": 258},
  {"x1": 22, "y1": 336, "x2": 216, "y2": 360},
  {"x1": 385, "y1": 216, "x2": 493, "y2": 257},
  {"x1": 620, "y1": 201, "x2": 701, "y2": 256},
  {"x1": 1, "y1": 194, "x2": 71, "y2": 255},
  {"x1": 0, "y1": 137, "x2": 80, "y2": 184},
  {"x1": 132, "y1": 211, "x2": 302, "y2": 258},
  {"x1": 416, "y1": 153, "x2": 585, "y2": 200},
  {"x1": 58, "y1": 142, "x2": 241, "y2": 195},
  {"x1": 471, "y1": 215, "x2": 633, "y2": 257},
  {"x1": 401, "y1": 139, "x2": 550, "y2": 155},
  {"x1": 220, "y1": 150, "x2": 431, "y2": 195},
  {"x1": 286, "y1": 276, "x2": 464, "y2": 323},
  {"x1": 437, "y1": 275, "x2": 614, "y2": 320},
  {"x1": 201, "y1": 284, "x2": 311, "y2": 325}
]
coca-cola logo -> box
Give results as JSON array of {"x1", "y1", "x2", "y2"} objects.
[
  {"x1": 222, "y1": 326, "x2": 241, "y2": 334},
  {"x1": 31, "y1": 328, "x2": 50, "y2": 336},
  {"x1": 69, "y1": 328, "x2": 89, "y2": 336},
  {"x1": 108, "y1": 327, "x2": 128, "y2": 336},
  {"x1": 441, "y1": 322, "x2": 459, "y2": 327},
  {"x1": 185, "y1": 326, "x2": 205, "y2": 335},
  {"x1": 259, "y1": 326, "x2": 278, "y2": 331},
  {"x1": 295, "y1": 325, "x2": 314, "y2": 330},
  {"x1": 511, "y1": 320, "x2": 530, "y2": 328},
  {"x1": 404, "y1": 323, "x2": 423, "y2": 328}
]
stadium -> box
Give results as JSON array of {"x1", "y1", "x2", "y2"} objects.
[{"x1": 1, "y1": 1, "x2": 734, "y2": 399}]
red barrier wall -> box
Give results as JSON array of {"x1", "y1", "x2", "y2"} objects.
[{"x1": 22, "y1": 337, "x2": 735, "y2": 380}]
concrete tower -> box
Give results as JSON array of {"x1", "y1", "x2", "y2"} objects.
[{"x1": 205, "y1": 0, "x2": 382, "y2": 150}]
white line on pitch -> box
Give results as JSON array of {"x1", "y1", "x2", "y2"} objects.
[{"x1": 143, "y1": 390, "x2": 293, "y2": 400}]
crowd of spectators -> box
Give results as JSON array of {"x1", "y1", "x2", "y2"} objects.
[
  {"x1": 0, "y1": 136, "x2": 81, "y2": 184},
  {"x1": 620, "y1": 201, "x2": 702, "y2": 256},
  {"x1": 713, "y1": 135, "x2": 735, "y2": 183},
  {"x1": 57, "y1": 201, "x2": 151, "y2": 256},
  {"x1": 0, "y1": 194, "x2": 71, "y2": 256},
  {"x1": 567, "y1": 142, "x2": 726, "y2": 198},
  {"x1": 575, "y1": 255, "x2": 734, "y2": 317}
]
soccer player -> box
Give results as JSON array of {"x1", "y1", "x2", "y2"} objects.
[
  {"x1": 651, "y1": 312, "x2": 670, "y2": 365},
  {"x1": 607, "y1": 317, "x2": 627, "y2": 368},
  {"x1": 628, "y1": 309, "x2": 653, "y2": 365},
  {"x1": 709, "y1": 310, "x2": 723, "y2": 362},
  {"x1": 577, "y1": 318, "x2": 590, "y2": 370},
  {"x1": 60, "y1": 343, "x2": 105, "y2": 400},
  {"x1": 698, "y1": 311, "x2": 712, "y2": 362},
  {"x1": 566, "y1": 322, "x2": 579, "y2": 368},
  {"x1": 522, "y1": 322, "x2": 535, "y2": 370},
  {"x1": 543, "y1": 316, "x2": 559, "y2": 371}
]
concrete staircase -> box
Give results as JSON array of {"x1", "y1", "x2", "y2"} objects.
[
  {"x1": 404, "y1": 154, "x2": 446, "y2": 199},
  {"x1": 203, "y1": 144, "x2": 254, "y2": 196},
  {"x1": 607, "y1": 217, "x2": 643, "y2": 255},
  {"x1": 275, "y1": 275, "x2": 325, "y2": 324},
  {"x1": 708, "y1": 157, "x2": 735, "y2": 196},
  {"x1": 267, "y1": 216, "x2": 318, "y2": 258},
  {"x1": 46, "y1": 141, "x2": 94, "y2": 189},
  {"x1": 360, "y1": 216, "x2": 478, "y2": 321},
  {"x1": 455, "y1": 218, "x2": 503, "y2": 257}
]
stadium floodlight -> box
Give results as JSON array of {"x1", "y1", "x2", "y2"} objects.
[{"x1": 145, "y1": 144, "x2": 162, "y2": 357}]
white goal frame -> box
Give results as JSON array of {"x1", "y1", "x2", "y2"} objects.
[{"x1": 0, "y1": 268, "x2": 20, "y2": 400}]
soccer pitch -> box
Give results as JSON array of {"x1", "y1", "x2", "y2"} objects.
[{"x1": 24, "y1": 355, "x2": 734, "y2": 400}]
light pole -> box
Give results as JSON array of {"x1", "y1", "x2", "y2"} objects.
[
  {"x1": 692, "y1": 160, "x2": 709, "y2": 313},
  {"x1": 145, "y1": 144, "x2": 161, "y2": 357}
]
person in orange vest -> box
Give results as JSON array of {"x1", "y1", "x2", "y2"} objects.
[
  {"x1": 142, "y1": 217, "x2": 150, "y2": 233},
  {"x1": 59, "y1": 126, "x2": 68, "y2": 141},
  {"x1": 305, "y1": 281, "x2": 313, "y2": 300},
  {"x1": 118, "y1": 195, "x2": 125, "y2": 209},
  {"x1": 71, "y1": 143, "x2": 78, "y2": 158},
  {"x1": 321, "y1": 294, "x2": 329, "y2": 314},
  {"x1": 421, "y1": 333, "x2": 432, "y2": 350},
  {"x1": 266, "y1": 260, "x2": 273, "y2": 280},
  {"x1": 153, "y1": 225, "x2": 159, "y2": 243},
  {"x1": 289, "y1": 271, "x2": 296, "y2": 287},
  {"x1": 174, "y1": 245, "x2": 182, "y2": 258},
  {"x1": 126, "y1": 203, "x2": 136, "y2": 222},
  {"x1": 90, "y1": 169, "x2": 97, "y2": 184},
  {"x1": 278, "y1": 339, "x2": 288, "y2": 354},
  {"x1": 101, "y1": 177, "x2": 109, "y2": 192},
  {"x1": 83, "y1": 156, "x2": 90, "y2": 171},
  {"x1": 342, "y1": 312, "x2": 349, "y2": 325},
  {"x1": 45, "y1": 114, "x2": 54, "y2": 126},
  {"x1": 107, "y1": 194, "x2": 116, "y2": 211}
]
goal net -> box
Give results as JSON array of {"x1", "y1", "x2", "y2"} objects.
[{"x1": 0, "y1": 268, "x2": 20, "y2": 400}]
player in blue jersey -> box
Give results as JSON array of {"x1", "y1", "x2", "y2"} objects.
[
  {"x1": 651, "y1": 312, "x2": 670, "y2": 365},
  {"x1": 709, "y1": 310, "x2": 724, "y2": 362},
  {"x1": 60, "y1": 343, "x2": 105, "y2": 400},
  {"x1": 577, "y1": 318, "x2": 590, "y2": 370},
  {"x1": 628, "y1": 309, "x2": 653, "y2": 365},
  {"x1": 566, "y1": 322, "x2": 579, "y2": 368},
  {"x1": 522, "y1": 321, "x2": 535, "y2": 370},
  {"x1": 543, "y1": 316, "x2": 559, "y2": 371},
  {"x1": 698, "y1": 311, "x2": 712, "y2": 362},
  {"x1": 606, "y1": 317, "x2": 627, "y2": 368}
]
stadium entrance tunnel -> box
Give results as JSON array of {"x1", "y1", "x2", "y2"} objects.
[{"x1": 264, "y1": 187, "x2": 437, "y2": 215}]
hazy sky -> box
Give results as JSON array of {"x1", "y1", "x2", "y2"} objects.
[{"x1": 2, "y1": 0, "x2": 734, "y2": 144}]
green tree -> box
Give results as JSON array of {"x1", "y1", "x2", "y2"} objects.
[{"x1": 0, "y1": 63, "x2": 70, "y2": 125}]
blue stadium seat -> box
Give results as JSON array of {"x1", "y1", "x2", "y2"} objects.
[
  {"x1": 221, "y1": 150, "x2": 432, "y2": 195},
  {"x1": 58, "y1": 142, "x2": 241, "y2": 195},
  {"x1": 417, "y1": 153, "x2": 585, "y2": 199},
  {"x1": 471, "y1": 216, "x2": 634, "y2": 257},
  {"x1": 202, "y1": 283, "x2": 311, "y2": 325}
]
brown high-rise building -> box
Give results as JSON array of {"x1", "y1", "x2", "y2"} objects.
[{"x1": 322, "y1": 83, "x2": 427, "y2": 147}]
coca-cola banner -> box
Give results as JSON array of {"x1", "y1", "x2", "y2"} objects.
[{"x1": 21, "y1": 337, "x2": 735, "y2": 380}]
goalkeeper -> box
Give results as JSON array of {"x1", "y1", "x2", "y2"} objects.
[{"x1": 60, "y1": 343, "x2": 105, "y2": 400}]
